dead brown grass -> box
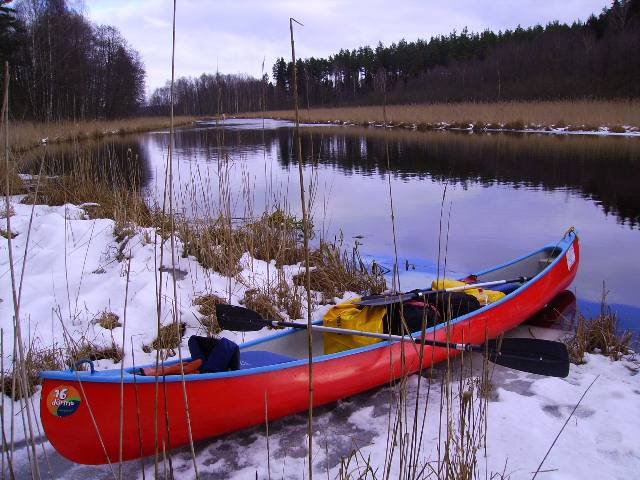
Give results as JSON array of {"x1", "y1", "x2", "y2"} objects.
[
  {"x1": 21, "y1": 172, "x2": 153, "y2": 231},
  {"x1": 143, "y1": 322, "x2": 187, "y2": 354},
  {"x1": 9, "y1": 116, "x2": 197, "y2": 153},
  {"x1": 193, "y1": 293, "x2": 226, "y2": 335},
  {"x1": 240, "y1": 99, "x2": 640, "y2": 131},
  {"x1": 68, "y1": 340, "x2": 125, "y2": 366},
  {"x1": 2, "y1": 336, "x2": 126, "y2": 399},
  {"x1": 179, "y1": 216, "x2": 244, "y2": 276},
  {"x1": 243, "y1": 208, "x2": 307, "y2": 266},
  {"x1": 294, "y1": 240, "x2": 387, "y2": 300},
  {"x1": 566, "y1": 307, "x2": 633, "y2": 364},
  {"x1": 96, "y1": 311, "x2": 121, "y2": 330},
  {"x1": 242, "y1": 270, "x2": 305, "y2": 321},
  {"x1": 242, "y1": 288, "x2": 286, "y2": 321},
  {"x1": 0, "y1": 159, "x2": 26, "y2": 195},
  {"x1": 0, "y1": 228, "x2": 17, "y2": 239},
  {"x1": 2, "y1": 342, "x2": 66, "y2": 400},
  {"x1": 0, "y1": 203, "x2": 15, "y2": 218}
]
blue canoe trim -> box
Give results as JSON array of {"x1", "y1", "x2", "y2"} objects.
[{"x1": 40, "y1": 231, "x2": 577, "y2": 384}]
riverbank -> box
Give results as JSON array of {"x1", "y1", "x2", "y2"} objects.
[
  {"x1": 8, "y1": 116, "x2": 198, "y2": 153},
  {"x1": 2, "y1": 197, "x2": 639, "y2": 479},
  {"x1": 2, "y1": 117, "x2": 638, "y2": 477},
  {"x1": 239, "y1": 100, "x2": 640, "y2": 136}
]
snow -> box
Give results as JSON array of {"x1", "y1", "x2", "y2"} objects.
[{"x1": 2, "y1": 198, "x2": 640, "y2": 479}]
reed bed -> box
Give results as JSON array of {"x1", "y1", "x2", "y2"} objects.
[
  {"x1": 565, "y1": 306, "x2": 633, "y2": 363},
  {"x1": 0, "y1": 158, "x2": 25, "y2": 195},
  {"x1": 8, "y1": 116, "x2": 198, "y2": 153},
  {"x1": 241, "y1": 99, "x2": 640, "y2": 131},
  {"x1": 294, "y1": 239, "x2": 387, "y2": 301}
]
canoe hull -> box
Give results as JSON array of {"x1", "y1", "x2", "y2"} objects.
[{"x1": 41, "y1": 232, "x2": 579, "y2": 464}]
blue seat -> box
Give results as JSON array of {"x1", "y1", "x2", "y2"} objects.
[{"x1": 239, "y1": 350, "x2": 296, "y2": 369}]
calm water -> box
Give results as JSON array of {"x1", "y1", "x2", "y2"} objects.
[{"x1": 33, "y1": 119, "x2": 640, "y2": 333}]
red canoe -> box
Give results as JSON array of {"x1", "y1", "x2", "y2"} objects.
[{"x1": 40, "y1": 230, "x2": 579, "y2": 465}]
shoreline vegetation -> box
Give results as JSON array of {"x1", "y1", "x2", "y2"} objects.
[
  {"x1": 237, "y1": 99, "x2": 640, "y2": 136},
  {"x1": 8, "y1": 116, "x2": 197, "y2": 153}
]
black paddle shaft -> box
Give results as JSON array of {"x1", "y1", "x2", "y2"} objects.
[
  {"x1": 357, "y1": 276, "x2": 530, "y2": 306},
  {"x1": 216, "y1": 304, "x2": 570, "y2": 378}
]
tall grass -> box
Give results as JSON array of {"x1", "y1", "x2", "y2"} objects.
[
  {"x1": 8, "y1": 116, "x2": 198, "y2": 153},
  {"x1": 565, "y1": 305, "x2": 633, "y2": 363},
  {"x1": 241, "y1": 99, "x2": 640, "y2": 131}
]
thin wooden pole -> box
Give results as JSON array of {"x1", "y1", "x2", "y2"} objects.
[
  {"x1": 167, "y1": 1, "x2": 200, "y2": 477},
  {"x1": 2, "y1": 61, "x2": 41, "y2": 480},
  {"x1": 289, "y1": 17, "x2": 314, "y2": 480},
  {"x1": 118, "y1": 257, "x2": 131, "y2": 479}
]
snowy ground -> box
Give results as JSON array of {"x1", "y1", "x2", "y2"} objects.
[{"x1": 2, "y1": 199, "x2": 639, "y2": 479}]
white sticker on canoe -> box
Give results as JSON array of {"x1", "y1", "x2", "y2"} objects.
[{"x1": 566, "y1": 245, "x2": 576, "y2": 270}]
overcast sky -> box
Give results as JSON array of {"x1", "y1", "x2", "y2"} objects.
[{"x1": 84, "y1": 0, "x2": 611, "y2": 95}]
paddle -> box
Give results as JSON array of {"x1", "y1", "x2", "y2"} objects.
[
  {"x1": 216, "y1": 305, "x2": 570, "y2": 378},
  {"x1": 356, "y1": 276, "x2": 530, "y2": 306}
]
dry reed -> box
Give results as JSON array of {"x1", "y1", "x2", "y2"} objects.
[
  {"x1": 242, "y1": 270, "x2": 304, "y2": 321},
  {"x1": 143, "y1": 322, "x2": 187, "y2": 355},
  {"x1": 68, "y1": 340, "x2": 125, "y2": 366},
  {"x1": 0, "y1": 158, "x2": 25, "y2": 195},
  {"x1": 240, "y1": 99, "x2": 640, "y2": 131},
  {"x1": 294, "y1": 240, "x2": 387, "y2": 300},
  {"x1": 179, "y1": 216, "x2": 244, "y2": 277},
  {"x1": 243, "y1": 208, "x2": 307, "y2": 266},
  {"x1": 8, "y1": 116, "x2": 197, "y2": 153},
  {"x1": 193, "y1": 293, "x2": 226, "y2": 335},
  {"x1": 96, "y1": 311, "x2": 122, "y2": 330},
  {"x1": 565, "y1": 308, "x2": 632, "y2": 363},
  {"x1": 1, "y1": 341, "x2": 66, "y2": 400}
]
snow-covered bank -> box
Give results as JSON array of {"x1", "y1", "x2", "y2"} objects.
[
  {"x1": 0, "y1": 199, "x2": 315, "y2": 366},
  {"x1": 252, "y1": 117, "x2": 640, "y2": 137},
  {"x1": 0, "y1": 198, "x2": 330, "y2": 451},
  {"x1": 2, "y1": 198, "x2": 639, "y2": 479}
]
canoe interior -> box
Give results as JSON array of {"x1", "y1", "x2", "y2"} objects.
[
  {"x1": 240, "y1": 245, "x2": 563, "y2": 361},
  {"x1": 73, "y1": 243, "x2": 564, "y2": 380}
]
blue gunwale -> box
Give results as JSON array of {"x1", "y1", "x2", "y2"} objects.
[{"x1": 40, "y1": 231, "x2": 577, "y2": 384}]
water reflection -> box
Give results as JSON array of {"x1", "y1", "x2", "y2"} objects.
[
  {"x1": 22, "y1": 135, "x2": 152, "y2": 191},
  {"x1": 246, "y1": 126, "x2": 640, "y2": 228},
  {"x1": 30, "y1": 124, "x2": 640, "y2": 229},
  {"x1": 24, "y1": 121, "x2": 640, "y2": 330},
  {"x1": 525, "y1": 290, "x2": 578, "y2": 330}
]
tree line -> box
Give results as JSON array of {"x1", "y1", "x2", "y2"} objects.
[
  {"x1": 2, "y1": 0, "x2": 639, "y2": 120},
  {"x1": 146, "y1": 72, "x2": 270, "y2": 116},
  {"x1": 270, "y1": 0, "x2": 640, "y2": 108},
  {"x1": 1, "y1": 0, "x2": 145, "y2": 121},
  {"x1": 148, "y1": 0, "x2": 640, "y2": 115}
]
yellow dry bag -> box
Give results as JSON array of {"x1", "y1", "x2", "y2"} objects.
[
  {"x1": 323, "y1": 299, "x2": 386, "y2": 354},
  {"x1": 432, "y1": 278, "x2": 506, "y2": 305}
]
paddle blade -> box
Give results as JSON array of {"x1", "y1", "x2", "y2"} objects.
[
  {"x1": 484, "y1": 338, "x2": 570, "y2": 378},
  {"x1": 215, "y1": 304, "x2": 269, "y2": 332}
]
